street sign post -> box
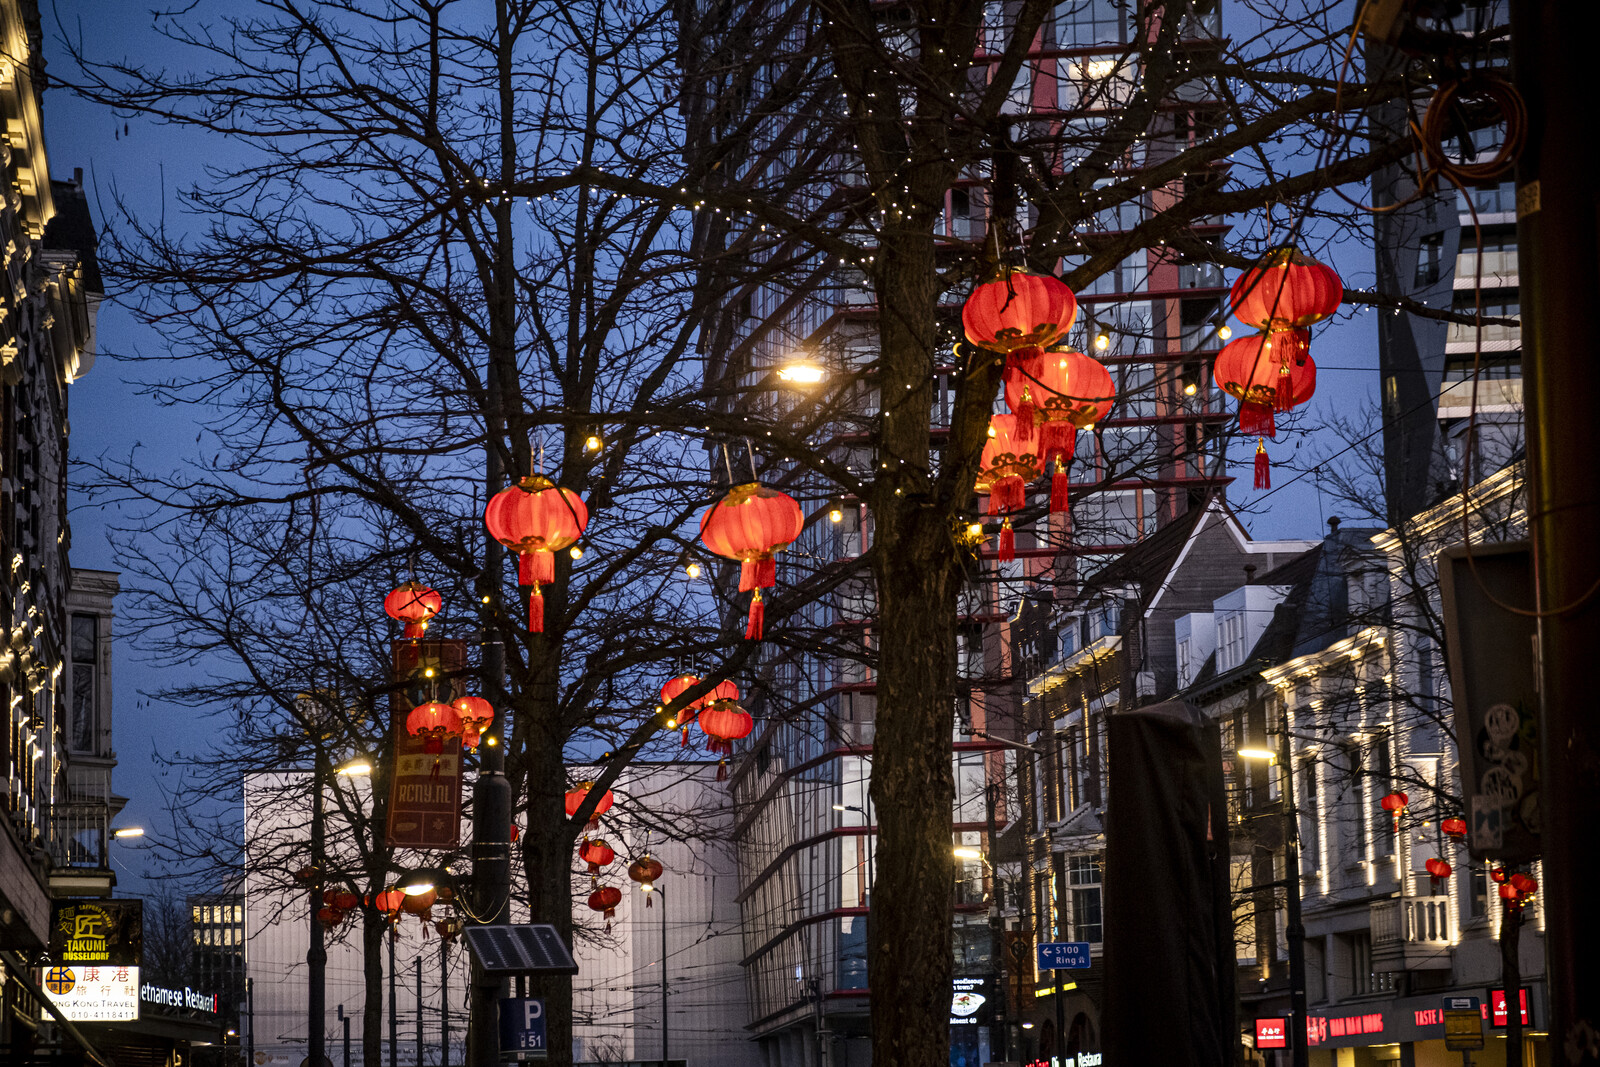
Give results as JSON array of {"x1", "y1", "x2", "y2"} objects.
[
  {"x1": 1036, "y1": 942, "x2": 1091, "y2": 970},
  {"x1": 1443, "y1": 995, "x2": 1484, "y2": 1055},
  {"x1": 497, "y1": 997, "x2": 547, "y2": 1061}
]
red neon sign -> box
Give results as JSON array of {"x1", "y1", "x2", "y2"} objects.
[
  {"x1": 1489, "y1": 989, "x2": 1531, "y2": 1026},
  {"x1": 1255, "y1": 1019, "x2": 1288, "y2": 1049}
]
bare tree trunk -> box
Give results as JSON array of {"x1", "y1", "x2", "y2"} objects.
[
  {"x1": 867, "y1": 212, "x2": 961, "y2": 1066},
  {"x1": 363, "y1": 909, "x2": 387, "y2": 1067}
]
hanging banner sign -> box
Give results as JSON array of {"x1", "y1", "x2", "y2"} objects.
[
  {"x1": 50, "y1": 900, "x2": 143, "y2": 966},
  {"x1": 385, "y1": 640, "x2": 467, "y2": 849},
  {"x1": 40, "y1": 964, "x2": 140, "y2": 1022}
]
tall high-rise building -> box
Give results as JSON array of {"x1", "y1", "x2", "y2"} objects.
[
  {"x1": 679, "y1": 3, "x2": 1233, "y2": 1062},
  {"x1": 1372, "y1": 1, "x2": 1521, "y2": 524}
]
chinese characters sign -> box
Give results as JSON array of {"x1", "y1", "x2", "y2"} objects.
[
  {"x1": 40, "y1": 964, "x2": 140, "y2": 1021},
  {"x1": 49, "y1": 900, "x2": 142, "y2": 966}
]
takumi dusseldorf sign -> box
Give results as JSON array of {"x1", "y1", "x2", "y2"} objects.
[{"x1": 50, "y1": 900, "x2": 142, "y2": 966}]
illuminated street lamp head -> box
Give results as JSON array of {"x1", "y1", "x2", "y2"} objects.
[
  {"x1": 1236, "y1": 747, "x2": 1277, "y2": 762},
  {"x1": 828, "y1": 506, "x2": 843, "y2": 523},
  {"x1": 1183, "y1": 382, "x2": 1198, "y2": 396},
  {"x1": 685, "y1": 561, "x2": 702, "y2": 579},
  {"x1": 953, "y1": 847, "x2": 982, "y2": 860},
  {"x1": 570, "y1": 545, "x2": 583, "y2": 559},
  {"x1": 336, "y1": 759, "x2": 373, "y2": 777},
  {"x1": 1218, "y1": 324, "x2": 1233, "y2": 340},
  {"x1": 585, "y1": 434, "x2": 603, "y2": 452},
  {"x1": 1094, "y1": 332, "x2": 1110, "y2": 351},
  {"x1": 112, "y1": 827, "x2": 145, "y2": 839},
  {"x1": 776, "y1": 361, "x2": 826, "y2": 385}
]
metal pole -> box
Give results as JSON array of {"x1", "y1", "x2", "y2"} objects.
[
  {"x1": 660, "y1": 885, "x2": 669, "y2": 1067},
  {"x1": 1280, "y1": 714, "x2": 1308, "y2": 1067},
  {"x1": 1052, "y1": 851, "x2": 1065, "y2": 1066},
  {"x1": 310, "y1": 760, "x2": 327, "y2": 1067},
  {"x1": 337, "y1": 1004, "x2": 351, "y2": 1067},
  {"x1": 416, "y1": 955, "x2": 424, "y2": 1066},
  {"x1": 245, "y1": 977, "x2": 255, "y2": 1067},
  {"x1": 1502, "y1": 893, "x2": 1523, "y2": 1067},
  {"x1": 441, "y1": 939, "x2": 450, "y2": 1067},
  {"x1": 468, "y1": 2, "x2": 517, "y2": 1066},
  {"x1": 390, "y1": 931, "x2": 399, "y2": 1067},
  {"x1": 984, "y1": 783, "x2": 1006, "y2": 1063},
  {"x1": 1510, "y1": 1, "x2": 1600, "y2": 1060}
]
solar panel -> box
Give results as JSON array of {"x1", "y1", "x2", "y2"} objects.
[{"x1": 462, "y1": 924, "x2": 579, "y2": 976}]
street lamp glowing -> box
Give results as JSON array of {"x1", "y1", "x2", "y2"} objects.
[
  {"x1": 953, "y1": 847, "x2": 982, "y2": 860},
  {"x1": 401, "y1": 882, "x2": 435, "y2": 896},
  {"x1": 336, "y1": 759, "x2": 373, "y2": 777},
  {"x1": 570, "y1": 545, "x2": 583, "y2": 560},
  {"x1": 112, "y1": 827, "x2": 145, "y2": 839},
  {"x1": 685, "y1": 561, "x2": 702, "y2": 579},
  {"x1": 1183, "y1": 382, "x2": 1198, "y2": 396},
  {"x1": 1237, "y1": 747, "x2": 1277, "y2": 762},
  {"x1": 777, "y1": 361, "x2": 826, "y2": 384},
  {"x1": 1218, "y1": 324, "x2": 1233, "y2": 340},
  {"x1": 1094, "y1": 332, "x2": 1110, "y2": 351},
  {"x1": 585, "y1": 434, "x2": 603, "y2": 452},
  {"x1": 829, "y1": 507, "x2": 844, "y2": 523}
]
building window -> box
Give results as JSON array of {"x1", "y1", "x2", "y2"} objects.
[
  {"x1": 70, "y1": 614, "x2": 98, "y2": 752},
  {"x1": 1298, "y1": 758, "x2": 1320, "y2": 874},
  {"x1": 1415, "y1": 232, "x2": 1444, "y2": 286},
  {"x1": 1349, "y1": 930, "x2": 1374, "y2": 995},
  {"x1": 1371, "y1": 731, "x2": 1394, "y2": 852},
  {"x1": 1067, "y1": 855, "x2": 1103, "y2": 945},
  {"x1": 1050, "y1": 0, "x2": 1127, "y2": 48},
  {"x1": 1217, "y1": 611, "x2": 1246, "y2": 671}
]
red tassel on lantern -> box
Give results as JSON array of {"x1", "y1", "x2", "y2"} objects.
[
  {"x1": 1254, "y1": 440, "x2": 1271, "y2": 490},
  {"x1": 1050, "y1": 461, "x2": 1070, "y2": 514},
  {"x1": 529, "y1": 587, "x2": 545, "y2": 633},
  {"x1": 1239, "y1": 404, "x2": 1276, "y2": 437},
  {"x1": 998, "y1": 519, "x2": 1015, "y2": 562},
  {"x1": 745, "y1": 589, "x2": 765, "y2": 641}
]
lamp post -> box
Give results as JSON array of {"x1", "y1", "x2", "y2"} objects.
[
  {"x1": 1239, "y1": 717, "x2": 1308, "y2": 1067},
  {"x1": 641, "y1": 881, "x2": 668, "y2": 1067}
]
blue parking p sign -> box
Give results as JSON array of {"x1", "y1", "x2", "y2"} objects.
[
  {"x1": 1037, "y1": 941, "x2": 1092, "y2": 970},
  {"x1": 498, "y1": 997, "x2": 547, "y2": 1059}
]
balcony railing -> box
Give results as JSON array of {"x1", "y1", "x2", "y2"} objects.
[
  {"x1": 1372, "y1": 895, "x2": 1452, "y2": 946},
  {"x1": 48, "y1": 802, "x2": 110, "y2": 869}
]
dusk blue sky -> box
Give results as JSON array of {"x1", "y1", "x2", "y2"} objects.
[{"x1": 40, "y1": 2, "x2": 1385, "y2": 895}]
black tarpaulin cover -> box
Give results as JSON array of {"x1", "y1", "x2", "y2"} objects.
[{"x1": 1103, "y1": 699, "x2": 1237, "y2": 1066}]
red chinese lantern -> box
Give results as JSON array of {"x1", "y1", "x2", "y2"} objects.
[
  {"x1": 1379, "y1": 791, "x2": 1409, "y2": 830},
  {"x1": 628, "y1": 855, "x2": 664, "y2": 906},
  {"x1": 1213, "y1": 328, "x2": 1316, "y2": 489},
  {"x1": 659, "y1": 675, "x2": 739, "y2": 747},
  {"x1": 565, "y1": 781, "x2": 615, "y2": 832},
  {"x1": 1003, "y1": 347, "x2": 1114, "y2": 512},
  {"x1": 586, "y1": 885, "x2": 623, "y2": 931},
  {"x1": 317, "y1": 906, "x2": 345, "y2": 927},
  {"x1": 1424, "y1": 857, "x2": 1452, "y2": 879},
  {"x1": 1490, "y1": 866, "x2": 1507, "y2": 884},
  {"x1": 579, "y1": 837, "x2": 616, "y2": 874},
  {"x1": 1441, "y1": 817, "x2": 1467, "y2": 839},
  {"x1": 698, "y1": 699, "x2": 754, "y2": 780},
  {"x1": 483, "y1": 475, "x2": 590, "y2": 633},
  {"x1": 384, "y1": 582, "x2": 443, "y2": 638},
  {"x1": 1498, "y1": 882, "x2": 1518, "y2": 901},
  {"x1": 399, "y1": 889, "x2": 437, "y2": 932},
  {"x1": 323, "y1": 890, "x2": 362, "y2": 912},
  {"x1": 1230, "y1": 247, "x2": 1344, "y2": 330},
  {"x1": 374, "y1": 889, "x2": 407, "y2": 916},
  {"x1": 962, "y1": 269, "x2": 1077, "y2": 354},
  {"x1": 698, "y1": 482, "x2": 805, "y2": 641},
  {"x1": 975, "y1": 413, "x2": 1041, "y2": 562},
  {"x1": 1509, "y1": 872, "x2": 1537, "y2": 896},
  {"x1": 453, "y1": 696, "x2": 494, "y2": 751},
  {"x1": 406, "y1": 701, "x2": 463, "y2": 755}
]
